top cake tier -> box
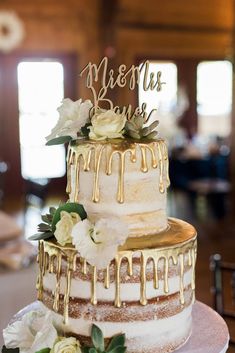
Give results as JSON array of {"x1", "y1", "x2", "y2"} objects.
[{"x1": 66, "y1": 138, "x2": 170, "y2": 237}]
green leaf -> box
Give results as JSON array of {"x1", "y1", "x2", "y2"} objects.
[
  {"x1": 128, "y1": 131, "x2": 141, "y2": 139},
  {"x1": 108, "y1": 346, "x2": 127, "y2": 353},
  {"x1": 35, "y1": 348, "x2": 50, "y2": 353},
  {"x1": 81, "y1": 123, "x2": 91, "y2": 137},
  {"x1": 125, "y1": 121, "x2": 137, "y2": 133},
  {"x1": 89, "y1": 349, "x2": 97, "y2": 353},
  {"x1": 2, "y1": 346, "x2": 19, "y2": 353},
  {"x1": 28, "y1": 232, "x2": 54, "y2": 241},
  {"x1": 91, "y1": 324, "x2": 104, "y2": 351},
  {"x1": 49, "y1": 207, "x2": 57, "y2": 215},
  {"x1": 81, "y1": 348, "x2": 90, "y2": 353},
  {"x1": 146, "y1": 131, "x2": 158, "y2": 139},
  {"x1": 41, "y1": 214, "x2": 52, "y2": 225},
  {"x1": 38, "y1": 223, "x2": 51, "y2": 232},
  {"x1": 133, "y1": 115, "x2": 144, "y2": 129},
  {"x1": 51, "y1": 203, "x2": 87, "y2": 232},
  {"x1": 107, "y1": 334, "x2": 125, "y2": 351},
  {"x1": 46, "y1": 136, "x2": 73, "y2": 146},
  {"x1": 147, "y1": 120, "x2": 159, "y2": 130}
]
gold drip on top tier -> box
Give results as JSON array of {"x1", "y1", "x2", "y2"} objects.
[
  {"x1": 36, "y1": 218, "x2": 197, "y2": 325},
  {"x1": 66, "y1": 139, "x2": 170, "y2": 204}
]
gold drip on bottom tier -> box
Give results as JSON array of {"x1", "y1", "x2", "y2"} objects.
[{"x1": 36, "y1": 218, "x2": 197, "y2": 325}]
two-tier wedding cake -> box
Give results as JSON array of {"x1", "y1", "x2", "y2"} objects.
[{"x1": 2, "y1": 58, "x2": 197, "y2": 353}]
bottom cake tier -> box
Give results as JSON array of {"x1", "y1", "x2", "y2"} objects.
[{"x1": 37, "y1": 218, "x2": 197, "y2": 353}]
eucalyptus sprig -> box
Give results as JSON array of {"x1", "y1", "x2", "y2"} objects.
[
  {"x1": 82, "y1": 325, "x2": 126, "y2": 353},
  {"x1": 28, "y1": 203, "x2": 87, "y2": 242}
]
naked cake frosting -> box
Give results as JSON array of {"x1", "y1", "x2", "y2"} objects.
[{"x1": 2, "y1": 58, "x2": 197, "y2": 353}]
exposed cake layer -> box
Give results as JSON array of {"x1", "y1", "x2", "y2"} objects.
[
  {"x1": 42, "y1": 261, "x2": 193, "y2": 302},
  {"x1": 66, "y1": 139, "x2": 170, "y2": 236},
  {"x1": 42, "y1": 284, "x2": 193, "y2": 321}
]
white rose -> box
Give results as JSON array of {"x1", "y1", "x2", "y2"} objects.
[
  {"x1": 89, "y1": 109, "x2": 126, "y2": 140},
  {"x1": 54, "y1": 211, "x2": 81, "y2": 246},
  {"x1": 72, "y1": 217, "x2": 129, "y2": 269},
  {"x1": 46, "y1": 98, "x2": 93, "y2": 141},
  {"x1": 3, "y1": 309, "x2": 57, "y2": 353},
  {"x1": 51, "y1": 337, "x2": 81, "y2": 353}
]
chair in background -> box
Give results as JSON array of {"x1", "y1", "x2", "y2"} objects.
[
  {"x1": 210, "y1": 254, "x2": 235, "y2": 345},
  {"x1": 24, "y1": 178, "x2": 51, "y2": 210},
  {"x1": 0, "y1": 161, "x2": 8, "y2": 207}
]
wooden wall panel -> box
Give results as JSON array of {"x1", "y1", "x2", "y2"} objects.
[
  {"x1": 0, "y1": 0, "x2": 101, "y2": 99},
  {"x1": 115, "y1": 28, "x2": 233, "y2": 107},
  {"x1": 118, "y1": 0, "x2": 234, "y2": 30}
]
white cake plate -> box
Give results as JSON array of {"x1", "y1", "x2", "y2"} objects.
[{"x1": 10, "y1": 301, "x2": 230, "y2": 353}]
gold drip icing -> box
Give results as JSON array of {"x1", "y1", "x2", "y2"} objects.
[
  {"x1": 92, "y1": 146, "x2": 105, "y2": 202},
  {"x1": 140, "y1": 252, "x2": 148, "y2": 305},
  {"x1": 36, "y1": 241, "x2": 44, "y2": 301},
  {"x1": 63, "y1": 251, "x2": 77, "y2": 324},
  {"x1": 153, "y1": 258, "x2": 159, "y2": 289},
  {"x1": 36, "y1": 219, "x2": 197, "y2": 323},
  {"x1": 66, "y1": 139, "x2": 169, "y2": 204},
  {"x1": 105, "y1": 265, "x2": 110, "y2": 289},
  {"x1": 162, "y1": 141, "x2": 170, "y2": 187},
  {"x1": 81, "y1": 258, "x2": 87, "y2": 275},
  {"x1": 53, "y1": 252, "x2": 62, "y2": 312},
  {"x1": 157, "y1": 142, "x2": 164, "y2": 193}
]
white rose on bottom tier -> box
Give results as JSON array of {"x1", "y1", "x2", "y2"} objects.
[
  {"x1": 54, "y1": 211, "x2": 81, "y2": 246},
  {"x1": 89, "y1": 109, "x2": 126, "y2": 140},
  {"x1": 71, "y1": 217, "x2": 129, "y2": 269},
  {"x1": 51, "y1": 337, "x2": 82, "y2": 353},
  {"x1": 3, "y1": 309, "x2": 57, "y2": 353}
]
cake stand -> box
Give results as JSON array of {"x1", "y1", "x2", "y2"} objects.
[
  {"x1": 10, "y1": 301, "x2": 229, "y2": 353},
  {"x1": 177, "y1": 301, "x2": 229, "y2": 353}
]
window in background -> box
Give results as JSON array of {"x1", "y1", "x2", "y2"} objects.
[
  {"x1": 138, "y1": 62, "x2": 179, "y2": 141},
  {"x1": 197, "y1": 60, "x2": 232, "y2": 138},
  {"x1": 17, "y1": 61, "x2": 66, "y2": 180}
]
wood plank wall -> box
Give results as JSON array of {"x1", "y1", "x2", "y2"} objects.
[
  {"x1": 0, "y1": 0, "x2": 101, "y2": 100},
  {"x1": 114, "y1": 0, "x2": 234, "y2": 106}
]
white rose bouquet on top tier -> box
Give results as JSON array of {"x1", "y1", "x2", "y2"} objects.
[
  {"x1": 46, "y1": 98, "x2": 92, "y2": 145},
  {"x1": 88, "y1": 109, "x2": 127, "y2": 140}
]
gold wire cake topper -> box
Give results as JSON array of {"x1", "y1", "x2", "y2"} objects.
[{"x1": 80, "y1": 56, "x2": 166, "y2": 122}]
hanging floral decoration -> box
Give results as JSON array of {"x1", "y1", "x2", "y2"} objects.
[{"x1": 0, "y1": 11, "x2": 25, "y2": 53}]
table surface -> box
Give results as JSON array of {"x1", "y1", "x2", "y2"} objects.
[{"x1": 2, "y1": 301, "x2": 230, "y2": 353}]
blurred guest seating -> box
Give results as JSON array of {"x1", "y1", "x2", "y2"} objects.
[
  {"x1": 210, "y1": 254, "x2": 235, "y2": 345},
  {"x1": 24, "y1": 178, "x2": 51, "y2": 210},
  {"x1": 169, "y1": 137, "x2": 230, "y2": 219},
  {"x1": 0, "y1": 211, "x2": 36, "y2": 270},
  {"x1": 0, "y1": 161, "x2": 8, "y2": 207}
]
